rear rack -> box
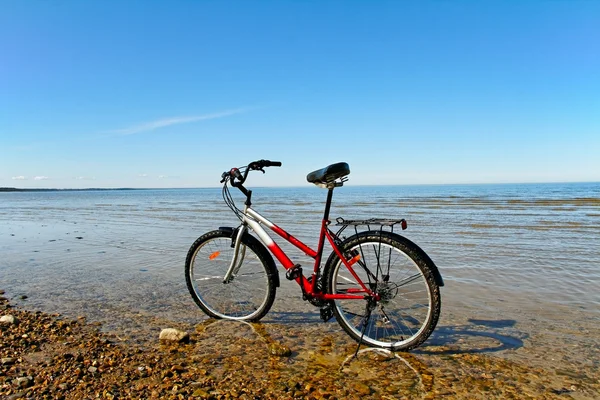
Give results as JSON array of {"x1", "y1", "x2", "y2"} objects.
[
  {"x1": 334, "y1": 217, "x2": 407, "y2": 237},
  {"x1": 335, "y1": 217, "x2": 406, "y2": 227}
]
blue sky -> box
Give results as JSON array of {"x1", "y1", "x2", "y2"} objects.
[{"x1": 1, "y1": 1, "x2": 598, "y2": 188}]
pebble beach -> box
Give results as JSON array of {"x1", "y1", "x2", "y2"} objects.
[{"x1": 1, "y1": 292, "x2": 599, "y2": 399}]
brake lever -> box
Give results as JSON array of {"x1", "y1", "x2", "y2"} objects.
[
  {"x1": 257, "y1": 167, "x2": 265, "y2": 174},
  {"x1": 220, "y1": 171, "x2": 228, "y2": 183}
]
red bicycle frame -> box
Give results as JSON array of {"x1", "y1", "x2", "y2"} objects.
[{"x1": 231, "y1": 187, "x2": 377, "y2": 301}]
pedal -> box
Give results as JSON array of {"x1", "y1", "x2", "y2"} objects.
[
  {"x1": 285, "y1": 264, "x2": 303, "y2": 281},
  {"x1": 320, "y1": 303, "x2": 334, "y2": 322}
]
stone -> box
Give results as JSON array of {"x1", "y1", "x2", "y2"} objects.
[
  {"x1": 159, "y1": 328, "x2": 189, "y2": 343},
  {"x1": 1, "y1": 357, "x2": 15, "y2": 365},
  {"x1": 268, "y1": 343, "x2": 292, "y2": 357},
  {"x1": 13, "y1": 376, "x2": 33, "y2": 388},
  {"x1": 88, "y1": 366, "x2": 98, "y2": 373},
  {"x1": 0, "y1": 315, "x2": 16, "y2": 324},
  {"x1": 192, "y1": 388, "x2": 209, "y2": 397},
  {"x1": 352, "y1": 382, "x2": 372, "y2": 396}
]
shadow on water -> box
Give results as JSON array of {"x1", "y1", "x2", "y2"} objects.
[
  {"x1": 244, "y1": 313, "x2": 527, "y2": 356},
  {"x1": 204, "y1": 312, "x2": 527, "y2": 357},
  {"x1": 417, "y1": 318, "x2": 527, "y2": 355}
]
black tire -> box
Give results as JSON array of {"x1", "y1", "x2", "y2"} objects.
[
  {"x1": 324, "y1": 231, "x2": 441, "y2": 351},
  {"x1": 185, "y1": 229, "x2": 277, "y2": 321}
]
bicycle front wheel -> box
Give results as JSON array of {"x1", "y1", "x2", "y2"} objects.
[
  {"x1": 324, "y1": 231, "x2": 441, "y2": 351},
  {"x1": 185, "y1": 229, "x2": 276, "y2": 321}
]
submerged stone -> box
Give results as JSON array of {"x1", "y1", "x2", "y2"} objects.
[{"x1": 268, "y1": 343, "x2": 292, "y2": 357}]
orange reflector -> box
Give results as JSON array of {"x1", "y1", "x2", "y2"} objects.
[
  {"x1": 348, "y1": 254, "x2": 361, "y2": 266},
  {"x1": 209, "y1": 251, "x2": 221, "y2": 260}
]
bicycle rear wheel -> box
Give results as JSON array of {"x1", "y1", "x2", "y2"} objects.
[
  {"x1": 324, "y1": 231, "x2": 441, "y2": 351},
  {"x1": 185, "y1": 229, "x2": 276, "y2": 321}
]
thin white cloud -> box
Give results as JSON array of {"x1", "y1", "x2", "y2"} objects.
[
  {"x1": 108, "y1": 107, "x2": 250, "y2": 136},
  {"x1": 34, "y1": 176, "x2": 49, "y2": 180},
  {"x1": 138, "y1": 174, "x2": 149, "y2": 177},
  {"x1": 158, "y1": 175, "x2": 168, "y2": 179},
  {"x1": 12, "y1": 176, "x2": 27, "y2": 180},
  {"x1": 75, "y1": 177, "x2": 96, "y2": 180}
]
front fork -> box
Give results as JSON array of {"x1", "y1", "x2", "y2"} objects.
[{"x1": 222, "y1": 224, "x2": 247, "y2": 283}]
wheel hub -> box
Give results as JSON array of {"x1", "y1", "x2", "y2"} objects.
[{"x1": 376, "y1": 282, "x2": 399, "y2": 302}]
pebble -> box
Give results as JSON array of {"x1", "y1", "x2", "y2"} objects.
[
  {"x1": 13, "y1": 376, "x2": 33, "y2": 388},
  {"x1": 0, "y1": 315, "x2": 17, "y2": 324},
  {"x1": 269, "y1": 343, "x2": 292, "y2": 357},
  {"x1": 159, "y1": 328, "x2": 189, "y2": 342},
  {"x1": 352, "y1": 382, "x2": 372, "y2": 395},
  {"x1": 192, "y1": 388, "x2": 209, "y2": 397}
]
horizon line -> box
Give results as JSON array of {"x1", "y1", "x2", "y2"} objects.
[{"x1": 2, "y1": 180, "x2": 599, "y2": 192}]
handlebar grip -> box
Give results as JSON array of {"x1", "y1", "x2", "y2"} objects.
[
  {"x1": 265, "y1": 160, "x2": 282, "y2": 167},
  {"x1": 220, "y1": 171, "x2": 228, "y2": 183}
]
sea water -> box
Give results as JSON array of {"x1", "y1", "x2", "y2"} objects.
[{"x1": 1, "y1": 183, "x2": 599, "y2": 368}]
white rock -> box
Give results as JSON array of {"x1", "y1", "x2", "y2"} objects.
[
  {"x1": 0, "y1": 315, "x2": 16, "y2": 324},
  {"x1": 159, "y1": 328, "x2": 189, "y2": 342}
]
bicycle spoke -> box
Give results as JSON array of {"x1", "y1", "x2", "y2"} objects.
[{"x1": 395, "y1": 273, "x2": 422, "y2": 288}]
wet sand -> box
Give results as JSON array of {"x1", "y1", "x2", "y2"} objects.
[{"x1": 1, "y1": 293, "x2": 599, "y2": 400}]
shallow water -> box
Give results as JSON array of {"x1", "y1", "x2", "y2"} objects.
[{"x1": 1, "y1": 183, "x2": 599, "y2": 395}]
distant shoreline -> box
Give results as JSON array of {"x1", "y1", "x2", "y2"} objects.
[{"x1": 0, "y1": 187, "x2": 147, "y2": 192}]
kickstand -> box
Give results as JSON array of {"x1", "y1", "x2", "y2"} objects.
[{"x1": 352, "y1": 299, "x2": 375, "y2": 359}]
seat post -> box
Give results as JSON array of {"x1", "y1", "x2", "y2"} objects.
[
  {"x1": 322, "y1": 187, "x2": 334, "y2": 222},
  {"x1": 315, "y1": 187, "x2": 335, "y2": 266}
]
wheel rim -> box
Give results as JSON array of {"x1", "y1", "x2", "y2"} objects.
[
  {"x1": 190, "y1": 237, "x2": 270, "y2": 320},
  {"x1": 332, "y1": 242, "x2": 433, "y2": 348}
]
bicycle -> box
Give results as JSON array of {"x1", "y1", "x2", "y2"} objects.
[{"x1": 185, "y1": 160, "x2": 444, "y2": 351}]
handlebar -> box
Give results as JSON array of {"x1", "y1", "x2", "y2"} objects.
[
  {"x1": 248, "y1": 159, "x2": 282, "y2": 169},
  {"x1": 220, "y1": 159, "x2": 282, "y2": 184}
]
